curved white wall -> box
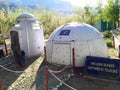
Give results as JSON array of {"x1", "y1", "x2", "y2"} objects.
[
  {"x1": 46, "y1": 22, "x2": 108, "y2": 67},
  {"x1": 10, "y1": 13, "x2": 44, "y2": 58}
]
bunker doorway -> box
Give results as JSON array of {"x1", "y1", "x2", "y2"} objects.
[
  {"x1": 52, "y1": 43, "x2": 71, "y2": 65},
  {"x1": 10, "y1": 31, "x2": 20, "y2": 60}
]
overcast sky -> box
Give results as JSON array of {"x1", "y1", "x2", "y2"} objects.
[{"x1": 63, "y1": 0, "x2": 107, "y2": 7}]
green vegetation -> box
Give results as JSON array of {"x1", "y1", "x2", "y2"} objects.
[
  {"x1": 108, "y1": 47, "x2": 118, "y2": 58},
  {"x1": 0, "y1": 0, "x2": 119, "y2": 39},
  {"x1": 102, "y1": 0, "x2": 119, "y2": 29},
  {"x1": 105, "y1": 39, "x2": 112, "y2": 47},
  {"x1": 0, "y1": 40, "x2": 4, "y2": 45},
  {"x1": 0, "y1": 7, "x2": 28, "y2": 41},
  {"x1": 103, "y1": 30, "x2": 112, "y2": 47},
  {"x1": 0, "y1": 7, "x2": 100, "y2": 39},
  {"x1": 102, "y1": 30, "x2": 118, "y2": 59},
  {"x1": 103, "y1": 30, "x2": 112, "y2": 38}
]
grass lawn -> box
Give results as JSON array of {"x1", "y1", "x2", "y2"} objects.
[{"x1": 108, "y1": 47, "x2": 118, "y2": 58}]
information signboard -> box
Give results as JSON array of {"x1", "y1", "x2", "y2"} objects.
[{"x1": 85, "y1": 56, "x2": 120, "y2": 80}]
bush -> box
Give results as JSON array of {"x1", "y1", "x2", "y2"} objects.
[
  {"x1": 0, "y1": 40, "x2": 4, "y2": 45},
  {"x1": 103, "y1": 30, "x2": 112, "y2": 38},
  {"x1": 105, "y1": 39, "x2": 112, "y2": 47}
]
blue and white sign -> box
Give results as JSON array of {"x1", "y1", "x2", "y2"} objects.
[
  {"x1": 59, "y1": 30, "x2": 71, "y2": 36},
  {"x1": 85, "y1": 56, "x2": 120, "y2": 80}
]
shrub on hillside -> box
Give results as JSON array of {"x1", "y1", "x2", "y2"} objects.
[
  {"x1": 103, "y1": 30, "x2": 112, "y2": 38},
  {"x1": 0, "y1": 40, "x2": 4, "y2": 45},
  {"x1": 105, "y1": 39, "x2": 112, "y2": 47}
]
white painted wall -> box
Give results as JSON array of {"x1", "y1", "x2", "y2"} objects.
[
  {"x1": 10, "y1": 13, "x2": 44, "y2": 58},
  {"x1": 46, "y1": 22, "x2": 108, "y2": 67}
]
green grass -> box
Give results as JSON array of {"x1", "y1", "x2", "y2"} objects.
[
  {"x1": 108, "y1": 47, "x2": 118, "y2": 58},
  {"x1": 0, "y1": 40, "x2": 4, "y2": 45},
  {"x1": 105, "y1": 38, "x2": 112, "y2": 47}
]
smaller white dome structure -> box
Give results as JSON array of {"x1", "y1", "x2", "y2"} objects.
[
  {"x1": 46, "y1": 22, "x2": 108, "y2": 67},
  {"x1": 10, "y1": 13, "x2": 44, "y2": 59}
]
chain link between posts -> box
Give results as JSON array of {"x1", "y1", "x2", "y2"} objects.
[
  {"x1": 46, "y1": 65, "x2": 77, "y2": 90},
  {"x1": 0, "y1": 65, "x2": 24, "y2": 73}
]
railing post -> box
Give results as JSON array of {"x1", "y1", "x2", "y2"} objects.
[
  {"x1": 44, "y1": 47, "x2": 46, "y2": 62},
  {"x1": 44, "y1": 66, "x2": 48, "y2": 90},
  {"x1": 0, "y1": 80, "x2": 2, "y2": 90},
  {"x1": 72, "y1": 48, "x2": 75, "y2": 73},
  {"x1": 112, "y1": 36, "x2": 115, "y2": 49},
  {"x1": 4, "y1": 39, "x2": 8, "y2": 56},
  {"x1": 118, "y1": 45, "x2": 120, "y2": 58}
]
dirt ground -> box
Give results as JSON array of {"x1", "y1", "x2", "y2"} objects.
[
  {"x1": 58, "y1": 74, "x2": 120, "y2": 90},
  {"x1": 0, "y1": 55, "x2": 44, "y2": 90},
  {"x1": 0, "y1": 54, "x2": 70, "y2": 90},
  {"x1": 0, "y1": 47, "x2": 120, "y2": 90}
]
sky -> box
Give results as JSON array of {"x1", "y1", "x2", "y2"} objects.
[{"x1": 63, "y1": 0, "x2": 107, "y2": 7}]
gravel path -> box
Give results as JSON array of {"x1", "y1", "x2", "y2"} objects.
[
  {"x1": 0, "y1": 55, "x2": 71, "y2": 90},
  {"x1": 10, "y1": 63, "x2": 71, "y2": 90}
]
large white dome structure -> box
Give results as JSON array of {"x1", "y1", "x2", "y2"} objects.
[
  {"x1": 46, "y1": 22, "x2": 108, "y2": 67},
  {"x1": 10, "y1": 13, "x2": 44, "y2": 59}
]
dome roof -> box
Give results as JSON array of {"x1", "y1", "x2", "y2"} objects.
[
  {"x1": 17, "y1": 13, "x2": 35, "y2": 20},
  {"x1": 48, "y1": 22, "x2": 102, "y2": 41}
]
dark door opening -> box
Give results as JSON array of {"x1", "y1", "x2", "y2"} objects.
[{"x1": 10, "y1": 31, "x2": 20, "y2": 61}]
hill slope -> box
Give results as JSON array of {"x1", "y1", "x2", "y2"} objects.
[{"x1": 6, "y1": 0, "x2": 73, "y2": 13}]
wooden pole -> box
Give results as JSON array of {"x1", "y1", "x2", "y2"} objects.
[
  {"x1": 44, "y1": 47, "x2": 46, "y2": 62},
  {"x1": 72, "y1": 48, "x2": 75, "y2": 73},
  {"x1": 4, "y1": 39, "x2": 8, "y2": 55},
  {"x1": 0, "y1": 80, "x2": 2, "y2": 90},
  {"x1": 112, "y1": 36, "x2": 115, "y2": 49},
  {"x1": 119, "y1": 45, "x2": 120, "y2": 58},
  {"x1": 44, "y1": 67, "x2": 48, "y2": 90}
]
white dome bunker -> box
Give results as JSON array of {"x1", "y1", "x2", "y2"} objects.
[
  {"x1": 46, "y1": 22, "x2": 108, "y2": 67},
  {"x1": 10, "y1": 13, "x2": 44, "y2": 58}
]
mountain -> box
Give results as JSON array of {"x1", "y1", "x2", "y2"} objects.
[
  {"x1": 5, "y1": 0, "x2": 73, "y2": 13},
  {"x1": 0, "y1": 1, "x2": 17, "y2": 10}
]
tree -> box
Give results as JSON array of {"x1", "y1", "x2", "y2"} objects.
[
  {"x1": 95, "y1": 0, "x2": 103, "y2": 21},
  {"x1": 83, "y1": 6, "x2": 96, "y2": 25},
  {"x1": 73, "y1": 6, "x2": 96, "y2": 25},
  {"x1": 72, "y1": 7, "x2": 84, "y2": 22},
  {"x1": 0, "y1": 6, "x2": 29, "y2": 38},
  {"x1": 102, "y1": 0, "x2": 119, "y2": 29}
]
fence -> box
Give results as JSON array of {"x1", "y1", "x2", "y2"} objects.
[{"x1": 44, "y1": 65, "x2": 77, "y2": 90}]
